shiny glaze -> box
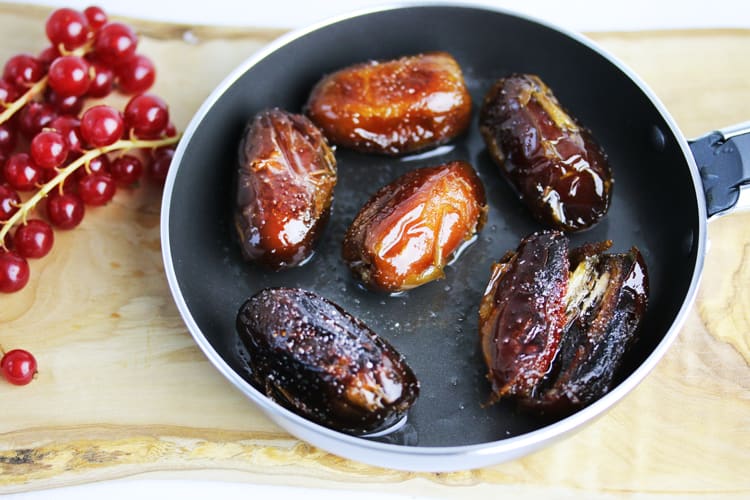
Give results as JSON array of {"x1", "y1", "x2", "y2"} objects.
[
  {"x1": 342, "y1": 161, "x2": 487, "y2": 293},
  {"x1": 236, "y1": 287, "x2": 419, "y2": 434},
  {"x1": 479, "y1": 74, "x2": 612, "y2": 232},
  {"x1": 234, "y1": 108, "x2": 337, "y2": 270},
  {"x1": 306, "y1": 52, "x2": 472, "y2": 155}
]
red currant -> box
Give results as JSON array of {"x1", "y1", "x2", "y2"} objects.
[
  {"x1": 0, "y1": 80, "x2": 19, "y2": 105},
  {"x1": 47, "y1": 191, "x2": 85, "y2": 229},
  {"x1": 115, "y1": 54, "x2": 155, "y2": 95},
  {"x1": 86, "y1": 60, "x2": 114, "y2": 98},
  {"x1": 84, "y1": 6, "x2": 108, "y2": 31},
  {"x1": 0, "y1": 123, "x2": 17, "y2": 155},
  {"x1": 48, "y1": 55, "x2": 91, "y2": 98},
  {"x1": 124, "y1": 94, "x2": 169, "y2": 138},
  {"x1": 93, "y1": 22, "x2": 137, "y2": 66},
  {"x1": 3, "y1": 153, "x2": 41, "y2": 191},
  {"x1": 13, "y1": 219, "x2": 54, "y2": 259},
  {"x1": 49, "y1": 115, "x2": 83, "y2": 153},
  {"x1": 0, "y1": 184, "x2": 20, "y2": 221},
  {"x1": 37, "y1": 45, "x2": 61, "y2": 69},
  {"x1": 148, "y1": 147, "x2": 174, "y2": 185},
  {"x1": 45, "y1": 88, "x2": 85, "y2": 116},
  {"x1": 31, "y1": 130, "x2": 69, "y2": 169},
  {"x1": 46, "y1": 7, "x2": 91, "y2": 51},
  {"x1": 1, "y1": 349, "x2": 37, "y2": 385},
  {"x1": 78, "y1": 172, "x2": 116, "y2": 205},
  {"x1": 72, "y1": 153, "x2": 109, "y2": 182},
  {"x1": 80, "y1": 105, "x2": 124, "y2": 147},
  {"x1": 3, "y1": 54, "x2": 43, "y2": 87},
  {"x1": 19, "y1": 102, "x2": 57, "y2": 138},
  {"x1": 0, "y1": 251, "x2": 29, "y2": 293},
  {"x1": 110, "y1": 154, "x2": 143, "y2": 186}
]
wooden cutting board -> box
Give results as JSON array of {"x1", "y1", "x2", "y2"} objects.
[{"x1": 1, "y1": 3, "x2": 749, "y2": 497}]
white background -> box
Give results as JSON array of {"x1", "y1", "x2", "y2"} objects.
[{"x1": 8, "y1": 0, "x2": 750, "y2": 499}]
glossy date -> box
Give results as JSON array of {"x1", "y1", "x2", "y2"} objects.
[
  {"x1": 236, "y1": 287, "x2": 419, "y2": 434},
  {"x1": 478, "y1": 231, "x2": 648, "y2": 414},
  {"x1": 343, "y1": 161, "x2": 487, "y2": 293},
  {"x1": 306, "y1": 52, "x2": 472, "y2": 155},
  {"x1": 234, "y1": 108, "x2": 337, "y2": 270},
  {"x1": 479, "y1": 74, "x2": 613, "y2": 232}
]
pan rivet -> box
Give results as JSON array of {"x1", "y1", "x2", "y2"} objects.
[{"x1": 650, "y1": 125, "x2": 666, "y2": 152}]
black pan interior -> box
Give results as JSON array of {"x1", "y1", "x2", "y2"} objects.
[{"x1": 168, "y1": 6, "x2": 701, "y2": 447}]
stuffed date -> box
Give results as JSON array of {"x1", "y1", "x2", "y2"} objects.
[
  {"x1": 234, "y1": 108, "x2": 337, "y2": 270},
  {"x1": 343, "y1": 161, "x2": 487, "y2": 293},
  {"x1": 236, "y1": 287, "x2": 419, "y2": 434},
  {"x1": 478, "y1": 231, "x2": 648, "y2": 414},
  {"x1": 306, "y1": 52, "x2": 472, "y2": 155},
  {"x1": 479, "y1": 74, "x2": 612, "y2": 232}
]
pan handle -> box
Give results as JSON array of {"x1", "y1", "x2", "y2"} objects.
[{"x1": 689, "y1": 121, "x2": 750, "y2": 218}]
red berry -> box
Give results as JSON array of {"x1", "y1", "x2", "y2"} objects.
[
  {"x1": 0, "y1": 251, "x2": 29, "y2": 293},
  {"x1": 93, "y1": 22, "x2": 137, "y2": 66},
  {"x1": 71, "y1": 153, "x2": 109, "y2": 183},
  {"x1": 0, "y1": 80, "x2": 19, "y2": 105},
  {"x1": 110, "y1": 154, "x2": 143, "y2": 186},
  {"x1": 49, "y1": 115, "x2": 83, "y2": 153},
  {"x1": 46, "y1": 8, "x2": 91, "y2": 51},
  {"x1": 148, "y1": 147, "x2": 174, "y2": 185},
  {"x1": 0, "y1": 184, "x2": 20, "y2": 221},
  {"x1": 80, "y1": 105, "x2": 124, "y2": 147},
  {"x1": 78, "y1": 172, "x2": 115, "y2": 205},
  {"x1": 47, "y1": 192, "x2": 84, "y2": 229},
  {"x1": 84, "y1": 6, "x2": 108, "y2": 31},
  {"x1": 115, "y1": 54, "x2": 155, "y2": 95},
  {"x1": 13, "y1": 219, "x2": 54, "y2": 259},
  {"x1": 3, "y1": 153, "x2": 41, "y2": 191},
  {"x1": 48, "y1": 55, "x2": 91, "y2": 98},
  {"x1": 38, "y1": 45, "x2": 61, "y2": 68},
  {"x1": 45, "y1": 88, "x2": 85, "y2": 116},
  {"x1": 1, "y1": 349, "x2": 37, "y2": 384},
  {"x1": 31, "y1": 131, "x2": 69, "y2": 169},
  {"x1": 19, "y1": 102, "x2": 57, "y2": 138},
  {"x1": 0, "y1": 123, "x2": 17, "y2": 155},
  {"x1": 86, "y1": 60, "x2": 114, "y2": 98},
  {"x1": 124, "y1": 94, "x2": 168, "y2": 138},
  {"x1": 3, "y1": 54, "x2": 43, "y2": 87}
]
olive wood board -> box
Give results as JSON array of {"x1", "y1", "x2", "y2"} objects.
[{"x1": 0, "y1": 3, "x2": 748, "y2": 498}]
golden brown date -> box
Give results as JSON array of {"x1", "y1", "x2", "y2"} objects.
[
  {"x1": 479, "y1": 231, "x2": 648, "y2": 414},
  {"x1": 479, "y1": 74, "x2": 613, "y2": 232},
  {"x1": 234, "y1": 108, "x2": 337, "y2": 270},
  {"x1": 305, "y1": 52, "x2": 472, "y2": 155},
  {"x1": 343, "y1": 161, "x2": 487, "y2": 293},
  {"x1": 236, "y1": 287, "x2": 419, "y2": 434}
]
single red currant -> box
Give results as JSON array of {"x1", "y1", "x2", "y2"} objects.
[
  {"x1": 80, "y1": 105, "x2": 124, "y2": 147},
  {"x1": 86, "y1": 60, "x2": 114, "y2": 98},
  {"x1": 45, "y1": 88, "x2": 85, "y2": 116},
  {"x1": 78, "y1": 172, "x2": 116, "y2": 205},
  {"x1": 19, "y1": 102, "x2": 57, "y2": 138},
  {"x1": 3, "y1": 54, "x2": 44, "y2": 87},
  {"x1": 115, "y1": 54, "x2": 155, "y2": 94},
  {"x1": 110, "y1": 154, "x2": 143, "y2": 186},
  {"x1": 124, "y1": 94, "x2": 169, "y2": 138},
  {"x1": 0, "y1": 184, "x2": 20, "y2": 221},
  {"x1": 1, "y1": 349, "x2": 37, "y2": 384},
  {"x1": 48, "y1": 55, "x2": 91, "y2": 97},
  {"x1": 84, "y1": 6, "x2": 108, "y2": 31},
  {"x1": 47, "y1": 192, "x2": 85, "y2": 229},
  {"x1": 0, "y1": 123, "x2": 17, "y2": 155},
  {"x1": 37, "y1": 45, "x2": 61, "y2": 68},
  {"x1": 46, "y1": 7, "x2": 91, "y2": 51},
  {"x1": 31, "y1": 130, "x2": 69, "y2": 169},
  {"x1": 148, "y1": 147, "x2": 174, "y2": 185},
  {"x1": 3, "y1": 153, "x2": 41, "y2": 191},
  {"x1": 93, "y1": 22, "x2": 137, "y2": 66},
  {"x1": 13, "y1": 219, "x2": 54, "y2": 259},
  {"x1": 0, "y1": 251, "x2": 29, "y2": 293},
  {"x1": 0, "y1": 80, "x2": 19, "y2": 105}
]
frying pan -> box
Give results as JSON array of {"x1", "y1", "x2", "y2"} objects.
[{"x1": 161, "y1": 4, "x2": 750, "y2": 471}]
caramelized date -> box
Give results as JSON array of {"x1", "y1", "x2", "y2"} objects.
[
  {"x1": 479, "y1": 74, "x2": 612, "y2": 232},
  {"x1": 343, "y1": 161, "x2": 487, "y2": 293},
  {"x1": 234, "y1": 108, "x2": 336, "y2": 270},
  {"x1": 236, "y1": 287, "x2": 419, "y2": 434},
  {"x1": 479, "y1": 231, "x2": 648, "y2": 414},
  {"x1": 306, "y1": 52, "x2": 471, "y2": 155}
]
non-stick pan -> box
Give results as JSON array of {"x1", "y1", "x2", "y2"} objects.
[{"x1": 161, "y1": 4, "x2": 750, "y2": 471}]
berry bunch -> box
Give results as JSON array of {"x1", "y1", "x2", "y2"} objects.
[{"x1": 0, "y1": 5, "x2": 181, "y2": 296}]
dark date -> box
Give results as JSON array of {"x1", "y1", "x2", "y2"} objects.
[
  {"x1": 234, "y1": 108, "x2": 337, "y2": 270},
  {"x1": 236, "y1": 287, "x2": 419, "y2": 434},
  {"x1": 306, "y1": 52, "x2": 472, "y2": 155},
  {"x1": 479, "y1": 74, "x2": 613, "y2": 232},
  {"x1": 478, "y1": 231, "x2": 648, "y2": 414},
  {"x1": 343, "y1": 161, "x2": 487, "y2": 293}
]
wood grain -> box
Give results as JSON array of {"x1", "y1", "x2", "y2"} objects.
[{"x1": 0, "y1": 4, "x2": 748, "y2": 497}]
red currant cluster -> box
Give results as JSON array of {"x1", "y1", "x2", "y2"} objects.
[{"x1": 0, "y1": 6, "x2": 181, "y2": 297}]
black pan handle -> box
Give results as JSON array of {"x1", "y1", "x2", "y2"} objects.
[{"x1": 690, "y1": 122, "x2": 750, "y2": 218}]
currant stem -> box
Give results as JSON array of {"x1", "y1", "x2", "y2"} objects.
[
  {"x1": 0, "y1": 134, "x2": 181, "y2": 248},
  {"x1": 0, "y1": 76, "x2": 49, "y2": 125}
]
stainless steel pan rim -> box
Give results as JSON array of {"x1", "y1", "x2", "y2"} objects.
[{"x1": 160, "y1": 2, "x2": 708, "y2": 472}]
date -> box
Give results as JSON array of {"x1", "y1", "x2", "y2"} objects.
[
  {"x1": 234, "y1": 108, "x2": 337, "y2": 270},
  {"x1": 479, "y1": 74, "x2": 613, "y2": 232},
  {"x1": 343, "y1": 161, "x2": 487, "y2": 293},
  {"x1": 479, "y1": 231, "x2": 648, "y2": 414},
  {"x1": 306, "y1": 52, "x2": 472, "y2": 155},
  {"x1": 236, "y1": 287, "x2": 419, "y2": 434}
]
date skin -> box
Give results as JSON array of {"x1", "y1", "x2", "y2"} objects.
[
  {"x1": 306, "y1": 52, "x2": 472, "y2": 155},
  {"x1": 234, "y1": 108, "x2": 337, "y2": 270},
  {"x1": 236, "y1": 287, "x2": 419, "y2": 434},
  {"x1": 479, "y1": 74, "x2": 613, "y2": 232},
  {"x1": 343, "y1": 161, "x2": 487, "y2": 293},
  {"x1": 479, "y1": 231, "x2": 649, "y2": 414}
]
